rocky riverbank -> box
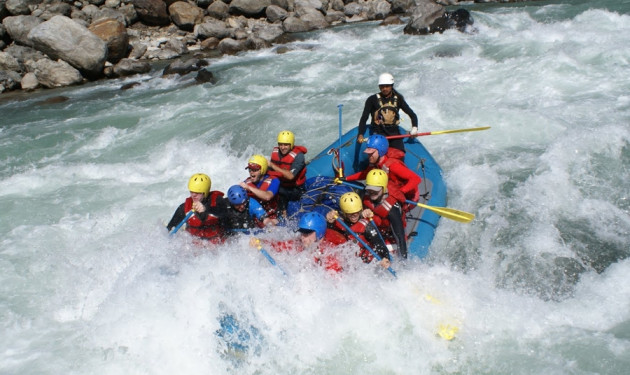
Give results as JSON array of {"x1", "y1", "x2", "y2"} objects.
[{"x1": 0, "y1": 0, "x2": 527, "y2": 95}]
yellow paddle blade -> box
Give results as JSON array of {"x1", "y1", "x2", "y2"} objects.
[
  {"x1": 431, "y1": 126, "x2": 491, "y2": 136},
  {"x1": 415, "y1": 202, "x2": 475, "y2": 223},
  {"x1": 437, "y1": 324, "x2": 459, "y2": 341},
  {"x1": 424, "y1": 294, "x2": 443, "y2": 304}
]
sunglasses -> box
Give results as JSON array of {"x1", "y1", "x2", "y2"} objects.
[{"x1": 246, "y1": 163, "x2": 261, "y2": 171}]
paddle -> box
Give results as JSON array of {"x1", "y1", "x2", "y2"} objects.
[
  {"x1": 253, "y1": 239, "x2": 288, "y2": 276},
  {"x1": 335, "y1": 217, "x2": 397, "y2": 277},
  {"x1": 337, "y1": 104, "x2": 344, "y2": 178},
  {"x1": 169, "y1": 210, "x2": 195, "y2": 236},
  {"x1": 386, "y1": 126, "x2": 491, "y2": 140},
  {"x1": 405, "y1": 200, "x2": 475, "y2": 223}
]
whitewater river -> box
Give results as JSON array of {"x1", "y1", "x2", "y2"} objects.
[{"x1": 1, "y1": 0, "x2": 629, "y2": 373}]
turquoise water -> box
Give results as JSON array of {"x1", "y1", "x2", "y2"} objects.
[{"x1": 1, "y1": 1, "x2": 629, "y2": 373}]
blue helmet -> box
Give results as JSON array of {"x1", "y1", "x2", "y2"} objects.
[
  {"x1": 227, "y1": 185, "x2": 248, "y2": 205},
  {"x1": 298, "y1": 212, "x2": 327, "y2": 240},
  {"x1": 366, "y1": 134, "x2": 388, "y2": 157}
]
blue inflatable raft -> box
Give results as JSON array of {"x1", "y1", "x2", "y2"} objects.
[{"x1": 290, "y1": 127, "x2": 446, "y2": 259}]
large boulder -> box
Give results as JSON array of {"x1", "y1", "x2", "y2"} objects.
[
  {"x1": 5, "y1": 0, "x2": 33, "y2": 16},
  {"x1": 194, "y1": 19, "x2": 232, "y2": 40},
  {"x1": 30, "y1": 58, "x2": 84, "y2": 88},
  {"x1": 169, "y1": 1, "x2": 204, "y2": 31},
  {"x1": 403, "y1": 0, "x2": 444, "y2": 35},
  {"x1": 111, "y1": 58, "x2": 151, "y2": 77},
  {"x1": 0, "y1": 51, "x2": 23, "y2": 72},
  {"x1": 207, "y1": 0, "x2": 229, "y2": 20},
  {"x1": 132, "y1": 0, "x2": 170, "y2": 26},
  {"x1": 0, "y1": 70, "x2": 21, "y2": 92},
  {"x1": 89, "y1": 18, "x2": 129, "y2": 63},
  {"x1": 2, "y1": 15, "x2": 42, "y2": 47},
  {"x1": 28, "y1": 15, "x2": 108, "y2": 78},
  {"x1": 229, "y1": 0, "x2": 271, "y2": 18}
]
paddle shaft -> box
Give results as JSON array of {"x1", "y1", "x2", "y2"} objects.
[
  {"x1": 169, "y1": 210, "x2": 195, "y2": 236},
  {"x1": 337, "y1": 104, "x2": 343, "y2": 178},
  {"x1": 386, "y1": 126, "x2": 491, "y2": 140},
  {"x1": 257, "y1": 243, "x2": 288, "y2": 276}
]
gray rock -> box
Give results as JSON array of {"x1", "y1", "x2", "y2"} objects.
[
  {"x1": 163, "y1": 37, "x2": 188, "y2": 55},
  {"x1": 20, "y1": 71, "x2": 39, "y2": 90},
  {"x1": 0, "y1": 70, "x2": 21, "y2": 91},
  {"x1": 93, "y1": 8, "x2": 127, "y2": 25},
  {"x1": 32, "y1": 58, "x2": 84, "y2": 88},
  {"x1": 0, "y1": 51, "x2": 23, "y2": 72},
  {"x1": 128, "y1": 43, "x2": 147, "y2": 59},
  {"x1": 343, "y1": 2, "x2": 363, "y2": 17},
  {"x1": 132, "y1": 0, "x2": 170, "y2": 26},
  {"x1": 403, "y1": 0, "x2": 443, "y2": 35},
  {"x1": 229, "y1": 0, "x2": 271, "y2": 18},
  {"x1": 217, "y1": 37, "x2": 245, "y2": 54},
  {"x1": 253, "y1": 23, "x2": 284, "y2": 42},
  {"x1": 2, "y1": 15, "x2": 42, "y2": 47},
  {"x1": 330, "y1": 0, "x2": 344, "y2": 12},
  {"x1": 40, "y1": 2, "x2": 73, "y2": 21},
  {"x1": 118, "y1": 4, "x2": 138, "y2": 25},
  {"x1": 283, "y1": 15, "x2": 309, "y2": 33},
  {"x1": 390, "y1": 0, "x2": 414, "y2": 14},
  {"x1": 207, "y1": 0, "x2": 229, "y2": 19},
  {"x1": 301, "y1": 11, "x2": 329, "y2": 30},
  {"x1": 266, "y1": 4, "x2": 287, "y2": 23},
  {"x1": 194, "y1": 19, "x2": 232, "y2": 40},
  {"x1": 368, "y1": 0, "x2": 391, "y2": 20},
  {"x1": 195, "y1": 68, "x2": 215, "y2": 83},
  {"x1": 169, "y1": 1, "x2": 204, "y2": 31},
  {"x1": 5, "y1": 44, "x2": 47, "y2": 64},
  {"x1": 163, "y1": 57, "x2": 203, "y2": 75},
  {"x1": 28, "y1": 15, "x2": 108, "y2": 77},
  {"x1": 5, "y1": 0, "x2": 33, "y2": 16},
  {"x1": 112, "y1": 58, "x2": 151, "y2": 76},
  {"x1": 325, "y1": 10, "x2": 345, "y2": 24}
]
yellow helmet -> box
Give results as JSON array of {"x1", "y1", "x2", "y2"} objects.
[
  {"x1": 339, "y1": 192, "x2": 363, "y2": 214},
  {"x1": 366, "y1": 169, "x2": 388, "y2": 192},
  {"x1": 188, "y1": 173, "x2": 211, "y2": 197},
  {"x1": 277, "y1": 130, "x2": 295, "y2": 149},
  {"x1": 247, "y1": 154, "x2": 268, "y2": 175}
]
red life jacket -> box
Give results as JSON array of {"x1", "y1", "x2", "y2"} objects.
[
  {"x1": 378, "y1": 155, "x2": 421, "y2": 204},
  {"x1": 245, "y1": 176, "x2": 279, "y2": 219},
  {"x1": 268, "y1": 145, "x2": 307, "y2": 187},
  {"x1": 184, "y1": 191, "x2": 224, "y2": 240}
]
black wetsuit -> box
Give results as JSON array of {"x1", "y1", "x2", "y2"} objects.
[{"x1": 358, "y1": 89, "x2": 418, "y2": 152}]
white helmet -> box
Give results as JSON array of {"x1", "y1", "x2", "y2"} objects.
[{"x1": 378, "y1": 73, "x2": 394, "y2": 85}]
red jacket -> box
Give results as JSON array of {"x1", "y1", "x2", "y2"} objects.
[
  {"x1": 245, "y1": 175, "x2": 279, "y2": 219},
  {"x1": 347, "y1": 156, "x2": 421, "y2": 204},
  {"x1": 184, "y1": 192, "x2": 224, "y2": 241},
  {"x1": 268, "y1": 145, "x2": 307, "y2": 187}
]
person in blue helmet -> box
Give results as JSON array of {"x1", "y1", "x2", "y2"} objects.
[
  {"x1": 250, "y1": 212, "x2": 347, "y2": 273},
  {"x1": 221, "y1": 185, "x2": 276, "y2": 234},
  {"x1": 356, "y1": 73, "x2": 419, "y2": 152}
]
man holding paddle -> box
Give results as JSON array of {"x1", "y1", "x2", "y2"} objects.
[{"x1": 356, "y1": 73, "x2": 419, "y2": 152}]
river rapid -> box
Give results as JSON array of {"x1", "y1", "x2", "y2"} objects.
[{"x1": 1, "y1": 0, "x2": 629, "y2": 374}]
